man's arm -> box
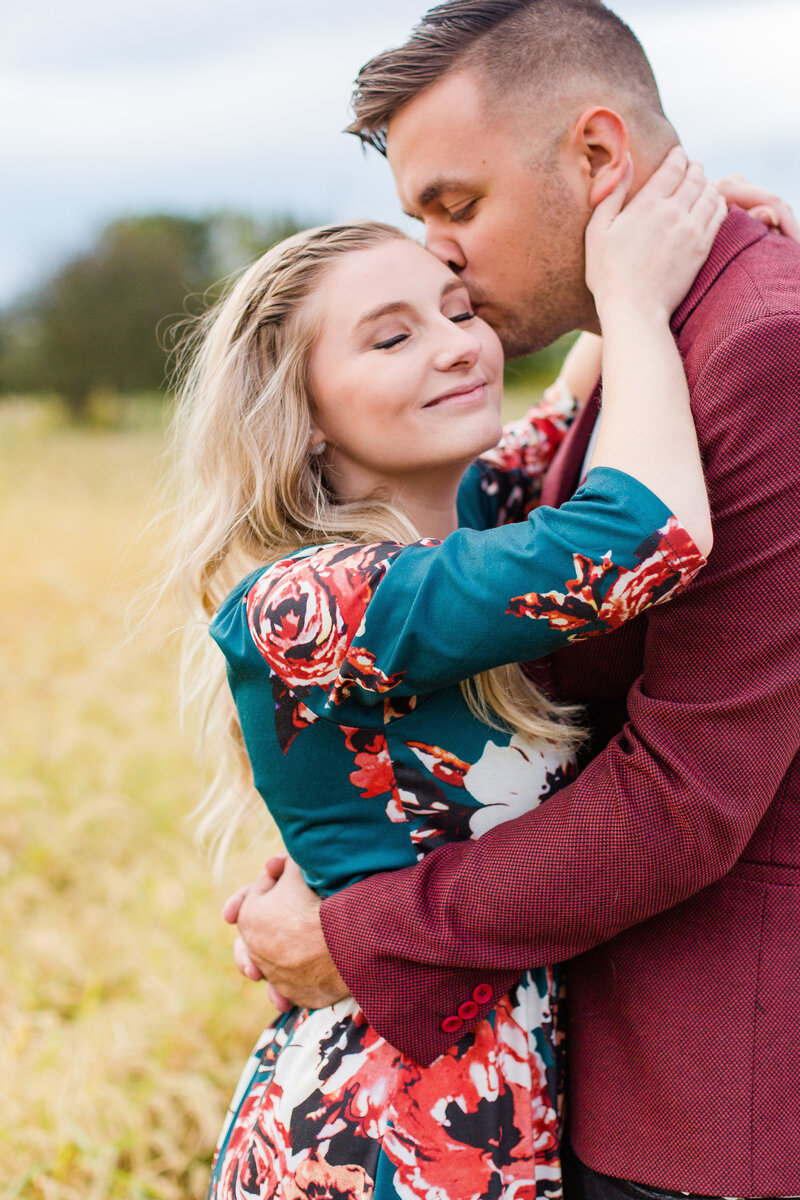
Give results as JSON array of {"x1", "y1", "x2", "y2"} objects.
[{"x1": 318, "y1": 312, "x2": 800, "y2": 1064}]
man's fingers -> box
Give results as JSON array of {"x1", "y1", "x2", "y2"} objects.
[
  {"x1": 222, "y1": 885, "x2": 250, "y2": 924},
  {"x1": 263, "y1": 854, "x2": 288, "y2": 881},
  {"x1": 233, "y1": 935, "x2": 265, "y2": 981},
  {"x1": 266, "y1": 984, "x2": 293, "y2": 1014}
]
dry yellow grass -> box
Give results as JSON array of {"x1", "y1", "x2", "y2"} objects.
[
  {"x1": 0, "y1": 385, "x2": 541, "y2": 1198},
  {"x1": 0, "y1": 400, "x2": 276, "y2": 1199}
]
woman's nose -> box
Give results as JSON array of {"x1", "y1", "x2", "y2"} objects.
[{"x1": 435, "y1": 319, "x2": 481, "y2": 371}]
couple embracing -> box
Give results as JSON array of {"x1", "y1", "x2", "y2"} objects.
[{"x1": 168, "y1": 2, "x2": 800, "y2": 1198}]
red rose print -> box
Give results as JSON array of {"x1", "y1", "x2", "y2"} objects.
[
  {"x1": 246, "y1": 543, "x2": 408, "y2": 702},
  {"x1": 481, "y1": 395, "x2": 574, "y2": 479},
  {"x1": 507, "y1": 517, "x2": 705, "y2": 639},
  {"x1": 284, "y1": 1153, "x2": 374, "y2": 1199},
  {"x1": 405, "y1": 741, "x2": 472, "y2": 788},
  {"x1": 342, "y1": 727, "x2": 398, "y2": 802}
]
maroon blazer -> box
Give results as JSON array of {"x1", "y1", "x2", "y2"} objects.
[{"x1": 320, "y1": 209, "x2": 800, "y2": 1196}]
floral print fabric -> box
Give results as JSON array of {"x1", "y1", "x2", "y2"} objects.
[{"x1": 213, "y1": 973, "x2": 561, "y2": 1200}]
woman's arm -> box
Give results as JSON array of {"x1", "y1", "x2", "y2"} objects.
[
  {"x1": 226, "y1": 471, "x2": 704, "y2": 725},
  {"x1": 585, "y1": 149, "x2": 725, "y2": 556},
  {"x1": 544, "y1": 333, "x2": 602, "y2": 412}
]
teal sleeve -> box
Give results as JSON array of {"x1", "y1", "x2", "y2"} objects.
[
  {"x1": 215, "y1": 468, "x2": 705, "y2": 724},
  {"x1": 347, "y1": 467, "x2": 704, "y2": 703}
]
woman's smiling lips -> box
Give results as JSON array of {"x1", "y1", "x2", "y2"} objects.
[{"x1": 423, "y1": 379, "x2": 487, "y2": 409}]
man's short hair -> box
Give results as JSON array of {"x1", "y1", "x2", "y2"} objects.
[{"x1": 347, "y1": 0, "x2": 668, "y2": 153}]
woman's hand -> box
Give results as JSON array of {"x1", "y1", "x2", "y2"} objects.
[
  {"x1": 717, "y1": 174, "x2": 800, "y2": 241},
  {"x1": 585, "y1": 146, "x2": 727, "y2": 324}
]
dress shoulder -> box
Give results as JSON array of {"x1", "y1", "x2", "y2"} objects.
[{"x1": 211, "y1": 541, "x2": 420, "y2": 716}]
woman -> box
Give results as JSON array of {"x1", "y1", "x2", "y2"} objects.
[{"x1": 171, "y1": 152, "x2": 722, "y2": 1199}]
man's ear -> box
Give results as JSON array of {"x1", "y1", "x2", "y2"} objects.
[{"x1": 567, "y1": 107, "x2": 631, "y2": 209}]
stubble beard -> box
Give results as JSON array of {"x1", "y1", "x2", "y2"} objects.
[
  {"x1": 495, "y1": 188, "x2": 594, "y2": 358},
  {"x1": 491, "y1": 268, "x2": 595, "y2": 360}
]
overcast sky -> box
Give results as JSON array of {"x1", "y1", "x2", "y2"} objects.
[{"x1": 3, "y1": 0, "x2": 799, "y2": 306}]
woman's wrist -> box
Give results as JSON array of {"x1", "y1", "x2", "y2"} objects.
[{"x1": 595, "y1": 293, "x2": 672, "y2": 336}]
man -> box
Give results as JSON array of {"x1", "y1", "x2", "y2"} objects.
[{"x1": 227, "y1": 1, "x2": 800, "y2": 1195}]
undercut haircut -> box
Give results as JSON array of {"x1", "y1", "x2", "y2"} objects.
[{"x1": 347, "y1": 0, "x2": 669, "y2": 154}]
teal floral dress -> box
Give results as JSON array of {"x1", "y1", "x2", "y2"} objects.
[{"x1": 207, "y1": 396, "x2": 705, "y2": 1200}]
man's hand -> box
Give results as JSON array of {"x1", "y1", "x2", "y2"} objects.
[{"x1": 223, "y1": 856, "x2": 350, "y2": 1010}]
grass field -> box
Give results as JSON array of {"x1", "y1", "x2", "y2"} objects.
[
  {"x1": 0, "y1": 385, "x2": 540, "y2": 1198},
  {"x1": 0, "y1": 398, "x2": 279, "y2": 1199}
]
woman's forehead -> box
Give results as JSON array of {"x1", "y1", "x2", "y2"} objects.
[{"x1": 315, "y1": 239, "x2": 462, "y2": 320}]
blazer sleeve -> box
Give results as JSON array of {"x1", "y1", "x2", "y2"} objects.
[{"x1": 319, "y1": 312, "x2": 800, "y2": 1065}]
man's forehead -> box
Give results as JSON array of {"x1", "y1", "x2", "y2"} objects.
[{"x1": 387, "y1": 124, "x2": 490, "y2": 214}]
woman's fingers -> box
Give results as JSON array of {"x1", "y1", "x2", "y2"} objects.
[
  {"x1": 591, "y1": 155, "x2": 635, "y2": 227},
  {"x1": 671, "y1": 159, "x2": 708, "y2": 210},
  {"x1": 689, "y1": 179, "x2": 727, "y2": 232},
  {"x1": 717, "y1": 174, "x2": 800, "y2": 241},
  {"x1": 642, "y1": 145, "x2": 689, "y2": 198}
]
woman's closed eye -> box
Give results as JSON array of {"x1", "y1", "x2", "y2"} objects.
[
  {"x1": 372, "y1": 332, "x2": 409, "y2": 350},
  {"x1": 450, "y1": 311, "x2": 476, "y2": 324}
]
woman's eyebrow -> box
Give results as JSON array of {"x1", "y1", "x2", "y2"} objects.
[
  {"x1": 355, "y1": 301, "x2": 412, "y2": 331},
  {"x1": 355, "y1": 279, "x2": 467, "y2": 332}
]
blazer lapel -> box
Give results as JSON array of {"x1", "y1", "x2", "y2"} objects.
[{"x1": 540, "y1": 384, "x2": 601, "y2": 508}]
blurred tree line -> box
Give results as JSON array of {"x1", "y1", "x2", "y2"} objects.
[
  {"x1": 0, "y1": 211, "x2": 571, "y2": 421},
  {"x1": 0, "y1": 212, "x2": 302, "y2": 420}
]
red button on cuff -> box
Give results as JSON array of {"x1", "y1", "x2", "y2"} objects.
[
  {"x1": 457, "y1": 1000, "x2": 480, "y2": 1020},
  {"x1": 441, "y1": 1015, "x2": 464, "y2": 1035},
  {"x1": 472, "y1": 984, "x2": 493, "y2": 1005}
]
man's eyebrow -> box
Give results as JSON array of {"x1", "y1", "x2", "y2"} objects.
[
  {"x1": 355, "y1": 279, "x2": 468, "y2": 332},
  {"x1": 404, "y1": 178, "x2": 471, "y2": 215}
]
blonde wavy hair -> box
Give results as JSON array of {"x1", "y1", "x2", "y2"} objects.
[{"x1": 167, "y1": 220, "x2": 583, "y2": 869}]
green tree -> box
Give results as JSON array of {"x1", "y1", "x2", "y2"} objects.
[{"x1": 0, "y1": 212, "x2": 302, "y2": 419}]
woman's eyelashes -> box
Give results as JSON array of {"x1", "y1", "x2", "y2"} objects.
[
  {"x1": 371, "y1": 309, "x2": 474, "y2": 350},
  {"x1": 373, "y1": 332, "x2": 409, "y2": 350}
]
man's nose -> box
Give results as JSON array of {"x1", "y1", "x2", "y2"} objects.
[{"x1": 425, "y1": 228, "x2": 466, "y2": 273}]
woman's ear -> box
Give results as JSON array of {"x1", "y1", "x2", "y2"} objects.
[
  {"x1": 567, "y1": 107, "x2": 631, "y2": 209},
  {"x1": 308, "y1": 428, "x2": 328, "y2": 456}
]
